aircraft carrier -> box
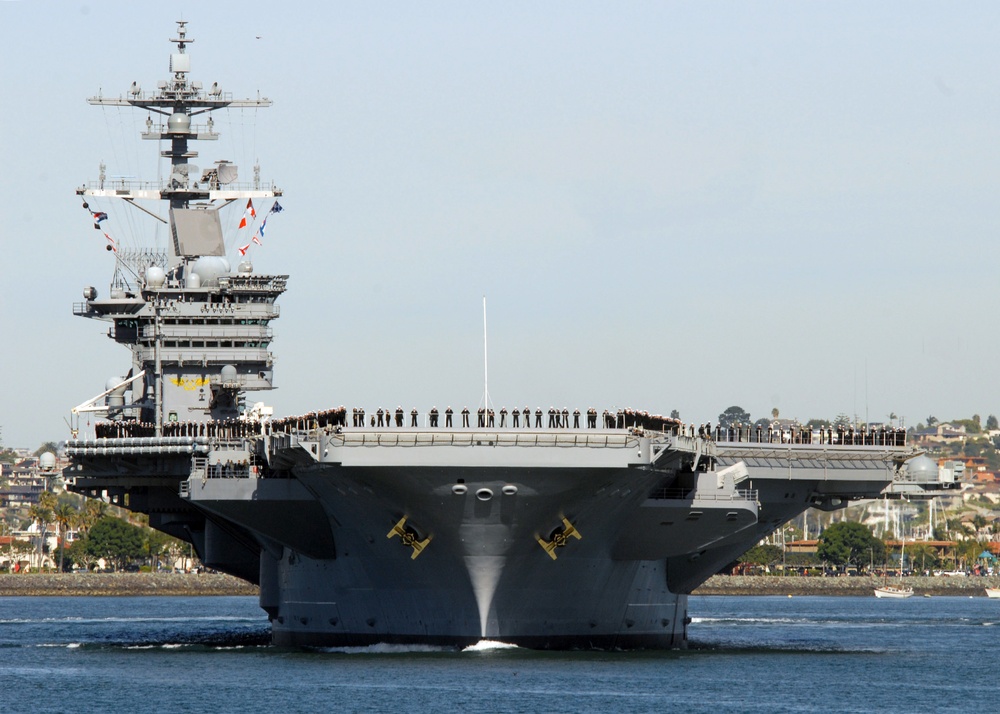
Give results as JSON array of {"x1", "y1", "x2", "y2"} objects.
[{"x1": 64, "y1": 23, "x2": 952, "y2": 649}]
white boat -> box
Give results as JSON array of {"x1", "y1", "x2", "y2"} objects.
[
  {"x1": 874, "y1": 585, "x2": 914, "y2": 599},
  {"x1": 875, "y1": 529, "x2": 913, "y2": 598},
  {"x1": 985, "y1": 587, "x2": 1000, "y2": 599}
]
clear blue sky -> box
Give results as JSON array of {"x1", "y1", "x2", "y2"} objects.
[{"x1": 2, "y1": 1, "x2": 999, "y2": 448}]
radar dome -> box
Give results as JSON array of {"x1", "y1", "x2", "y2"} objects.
[
  {"x1": 221, "y1": 364, "x2": 238, "y2": 383},
  {"x1": 167, "y1": 112, "x2": 191, "y2": 133},
  {"x1": 238, "y1": 261, "x2": 253, "y2": 274},
  {"x1": 39, "y1": 452, "x2": 56, "y2": 471},
  {"x1": 105, "y1": 376, "x2": 126, "y2": 391},
  {"x1": 905, "y1": 454, "x2": 938, "y2": 480},
  {"x1": 145, "y1": 265, "x2": 166, "y2": 288},
  {"x1": 83, "y1": 286, "x2": 97, "y2": 300},
  {"x1": 190, "y1": 256, "x2": 231, "y2": 286}
]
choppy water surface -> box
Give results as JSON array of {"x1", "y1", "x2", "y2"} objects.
[{"x1": 0, "y1": 594, "x2": 994, "y2": 713}]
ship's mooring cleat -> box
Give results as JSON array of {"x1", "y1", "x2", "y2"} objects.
[
  {"x1": 536, "y1": 517, "x2": 583, "y2": 560},
  {"x1": 387, "y1": 516, "x2": 432, "y2": 559}
]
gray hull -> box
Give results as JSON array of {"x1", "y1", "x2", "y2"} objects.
[
  {"x1": 266, "y1": 461, "x2": 689, "y2": 648},
  {"x1": 69, "y1": 424, "x2": 947, "y2": 648}
]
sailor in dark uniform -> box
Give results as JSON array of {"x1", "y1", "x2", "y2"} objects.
[
  {"x1": 430, "y1": 407, "x2": 439, "y2": 427},
  {"x1": 500, "y1": 407, "x2": 507, "y2": 428},
  {"x1": 478, "y1": 408, "x2": 485, "y2": 428},
  {"x1": 462, "y1": 407, "x2": 470, "y2": 428},
  {"x1": 445, "y1": 407, "x2": 453, "y2": 427},
  {"x1": 376, "y1": 408, "x2": 384, "y2": 427},
  {"x1": 535, "y1": 408, "x2": 543, "y2": 428},
  {"x1": 512, "y1": 408, "x2": 520, "y2": 428},
  {"x1": 488, "y1": 409, "x2": 495, "y2": 427},
  {"x1": 395, "y1": 407, "x2": 404, "y2": 427},
  {"x1": 411, "y1": 408, "x2": 418, "y2": 427}
]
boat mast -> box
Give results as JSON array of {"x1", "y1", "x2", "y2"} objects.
[{"x1": 482, "y1": 296, "x2": 490, "y2": 411}]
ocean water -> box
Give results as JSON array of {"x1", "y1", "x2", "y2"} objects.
[{"x1": 0, "y1": 594, "x2": 995, "y2": 713}]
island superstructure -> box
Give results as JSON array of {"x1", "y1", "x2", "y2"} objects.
[{"x1": 64, "y1": 23, "x2": 952, "y2": 649}]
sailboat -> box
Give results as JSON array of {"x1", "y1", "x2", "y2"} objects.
[
  {"x1": 875, "y1": 529, "x2": 913, "y2": 599},
  {"x1": 874, "y1": 581, "x2": 914, "y2": 599}
]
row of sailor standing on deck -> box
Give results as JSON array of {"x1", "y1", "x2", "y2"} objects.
[
  {"x1": 704, "y1": 422, "x2": 907, "y2": 446},
  {"x1": 95, "y1": 418, "x2": 267, "y2": 439},
  {"x1": 345, "y1": 406, "x2": 684, "y2": 432},
  {"x1": 94, "y1": 406, "x2": 352, "y2": 440}
]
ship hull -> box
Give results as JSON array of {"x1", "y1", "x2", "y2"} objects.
[
  {"x1": 266, "y1": 551, "x2": 687, "y2": 649},
  {"x1": 69, "y1": 426, "x2": 936, "y2": 649},
  {"x1": 248, "y1": 460, "x2": 693, "y2": 648}
]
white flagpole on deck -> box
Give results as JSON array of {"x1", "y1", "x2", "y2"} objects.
[{"x1": 482, "y1": 296, "x2": 490, "y2": 410}]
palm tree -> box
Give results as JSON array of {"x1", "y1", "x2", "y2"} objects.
[
  {"x1": 53, "y1": 503, "x2": 77, "y2": 572},
  {"x1": 27, "y1": 503, "x2": 53, "y2": 571},
  {"x1": 80, "y1": 500, "x2": 109, "y2": 534}
]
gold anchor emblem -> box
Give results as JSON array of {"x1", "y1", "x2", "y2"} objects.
[
  {"x1": 387, "y1": 516, "x2": 432, "y2": 560},
  {"x1": 536, "y1": 517, "x2": 582, "y2": 560}
]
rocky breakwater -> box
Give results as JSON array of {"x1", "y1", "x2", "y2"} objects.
[
  {"x1": 0, "y1": 572, "x2": 259, "y2": 596},
  {"x1": 693, "y1": 574, "x2": 998, "y2": 597}
]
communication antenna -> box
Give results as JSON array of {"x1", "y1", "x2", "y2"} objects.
[
  {"x1": 864, "y1": 358, "x2": 869, "y2": 428},
  {"x1": 480, "y1": 296, "x2": 492, "y2": 411}
]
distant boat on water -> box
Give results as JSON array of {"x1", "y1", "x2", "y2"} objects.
[
  {"x1": 875, "y1": 532, "x2": 914, "y2": 599},
  {"x1": 985, "y1": 587, "x2": 1000, "y2": 599},
  {"x1": 874, "y1": 585, "x2": 914, "y2": 599}
]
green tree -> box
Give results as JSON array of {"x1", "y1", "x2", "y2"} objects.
[
  {"x1": 79, "y1": 500, "x2": 109, "y2": 533},
  {"x1": 27, "y1": 501, "x2": 54, "y2": 570},
  {"x1": 143, "y1": 529, "x2": 179, "y2": 571},
  {"x1": 53, "y1": 503, "x2": 77, "y2": 572},
  {"x1": 964, "y1": 440, "x2": 986, "y2": 458},
  {"x1": 33, "y1": 442, "x2": 59, "y2": 458},
  {"x1": 817, "y1": 521, "x2": 885, "y2": 571},
  {"x1": 65, "y1": 537, "x2": 94, "y2": 571},
  {"x1": 955, "y1": 539, "x2": 984, "y2": 571},
  {"x1": 952, "y1": 419, "x2": 981, "y2": 435},
  {"x1": 85, "y1": 517, "x2": 144, "y2": 571},
  {"x1": 718, "y1": 406, "x2": 751, "y2": 429},
  {"x1": 906, "y1": 543, "x2": 939, "y2": 574},
  {"x1": 987, "y1": 415, "x2": 999, "y2": 431},
  {"x1": 7, "y1": 538, "x2": 34, "y2": 570},
  {"x1": 739, "y1": 544, "x2": 783, "y2": 567},
  {"x1": 927, "y1": 415, "x2": 938, "y2": 427}
]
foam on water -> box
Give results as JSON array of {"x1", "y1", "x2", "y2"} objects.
[
  {"x1": 462, "y1": 639, "x2": 519, "y2": 652},
  {"x1": 316, "y1": 643, "x2": 454, "y2": 655}
]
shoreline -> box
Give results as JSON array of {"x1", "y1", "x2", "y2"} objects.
[
  {"x1": 693, "y1": 574, "x2": 999, "y2": 597},
  {"x1": 1, "y1": 572, "x2": 997, "y2": 597},
  {"x1": 0, "y1": 572, "x2": 259, "y2": 597}
]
